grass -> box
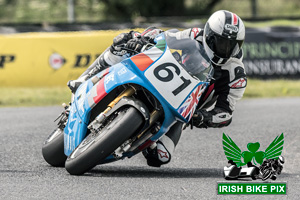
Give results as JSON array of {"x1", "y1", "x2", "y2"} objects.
[
  {"x1": 0, "y1": 87, "x2": 71, "y2": 107},
  {"x1": 244, "y1": 79, "x2": 300, "y2": 98},
  {"x1": 0, "y1": 79, "x2": 299, "y2": 107}
]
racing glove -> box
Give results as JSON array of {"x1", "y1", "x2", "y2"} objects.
[
  {"x1": 126, "y1": 35, "x2": 150, "y2": 53},
  {"x1": 125, "y1": 27, "x2": 162, "y2": 54},
  {"x1": 110, "y1": 31, "x2": 140, "y2": 56}
]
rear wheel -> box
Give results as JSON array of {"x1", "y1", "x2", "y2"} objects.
[
  {"x1": 42, "y1": 128, "x2": 67, "y2": 167},
  {"x1": 65, "y1": 107, "x2": 143, "y2": 175}
]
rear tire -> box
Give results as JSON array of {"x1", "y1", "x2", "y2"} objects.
[
  {"x1": 42, "y1": 128, "x2": 67, "y2": 167},
  {"x1": 65, "y1": 107, "x2": 143, "y2": 175}
]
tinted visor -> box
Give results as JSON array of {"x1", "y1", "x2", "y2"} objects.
[{"x1": 205, "y1": 24, "x2": 243, "y2": 59}]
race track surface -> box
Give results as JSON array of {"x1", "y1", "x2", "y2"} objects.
[{"x1": 0, "y1": 97, "x2": 299, "y2": 200}]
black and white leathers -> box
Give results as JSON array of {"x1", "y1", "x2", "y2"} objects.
[{"x1": 169, "y1": 27, "x2": 247, "y2": 128}]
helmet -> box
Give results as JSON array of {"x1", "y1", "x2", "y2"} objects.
[
  {"x1": 278, "y1": 155, "x2": 285, "y2": 165},
  {"x1": 203, "y1": 10, "x2": 245, "y2": 65}
]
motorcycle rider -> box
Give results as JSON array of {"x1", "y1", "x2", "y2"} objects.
[{"x1": 68, "y1": 10, "x2": 247, "y2": 167}]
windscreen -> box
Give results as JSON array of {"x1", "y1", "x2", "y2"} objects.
[{"x1": 164, "y1": 31, "x2": 213, "y2": 82}]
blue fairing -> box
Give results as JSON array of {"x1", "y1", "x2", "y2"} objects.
[
  {"x1": 64, "y1": 64, "x2": 145, "y2": 156},
  {"x1": 64, "y1": 33, "x2": 211, "y2": 156}
]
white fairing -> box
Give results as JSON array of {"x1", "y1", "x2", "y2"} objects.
[{"x1": 144, "y1": 49, "x2": 200, "y2": 109}]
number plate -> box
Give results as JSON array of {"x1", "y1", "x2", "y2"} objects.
[{"x1": 144, "y1": 50, "x2": 199, "y2": 108}]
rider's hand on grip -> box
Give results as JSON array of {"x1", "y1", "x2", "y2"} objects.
[
  {"x1": 126, "y1": 36, "x2": 149, "y2": 53},
  {"x1": 113, "y1": 33, "x2": 131, "y2": 46},
  {"x1": 110, "y1": 32, "x2": 136, "y2": 56}
]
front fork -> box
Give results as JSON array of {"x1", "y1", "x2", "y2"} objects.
[
  {"x1": 88, "y1": 85, "x2": 162, "y2": 157},
  {"x1": 103, "y1": 86, "x2": 136, "y2": 116},
  {"x1": 54, "y1": 103, "x2": 71, "y2": 129},
  {"x1": 87, "y1": 86, "x2": 136, "y2": 132}
]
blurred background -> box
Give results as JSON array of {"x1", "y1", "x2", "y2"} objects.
[
  {"x1": 1, "y1": 0, "x2": 300, "y2": 29},
  {"x1": 0, "y1": 0, "x2": 300, "y2": 24},
  {"x1": 0, "y1": 0, "x2": 300, "y2": 106}
]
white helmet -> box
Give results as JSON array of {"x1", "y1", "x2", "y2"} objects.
[{"x1": 203, "y1": 10, "x2": 245, "y2": 65}]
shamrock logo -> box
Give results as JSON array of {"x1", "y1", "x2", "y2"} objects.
[
  {"x1": 222, "y1": 133, "x2": 284, "y2": 167},
  {"x1": 242, "y1": 142, "x2": 265, "y2": 165}
]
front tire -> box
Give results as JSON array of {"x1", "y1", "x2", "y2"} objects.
[
  {"x1": 42, "y1": 128, "x2": 67, "y2": 167},
  {"x1": 65, "y1": 107, "x2": 143, "y2": 175}
]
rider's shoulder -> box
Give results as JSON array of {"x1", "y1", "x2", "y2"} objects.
[
  {"x1": 185, "y1": 28, "x2": 204, "y2": 43},
  {"x1": 224, "y1": 49, "x2": 244, "y2": 67},
  {"x1": 221, "y1": 55, "x2": 246, "y2": 79}
]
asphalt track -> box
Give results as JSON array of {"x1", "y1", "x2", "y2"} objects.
[{"x1": 0, "y1": 97, "x2": 299, "y2": 200}]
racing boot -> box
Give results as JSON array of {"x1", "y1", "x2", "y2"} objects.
[
  {"x1": 143, "y1": 122, "x2": 182, "y2": 167},
  {"x1": 67, "y1": 33, "x2": 133, "y2": 94},
  {"x1": 67, "y1": 75, "x2": 89, "y2": 94},
  {"x1": 142, "y1": 141, "x2": 171, "y2": 167},
  {"x1": 67, "y1": 51, "x2": 111, "y2": 93}
]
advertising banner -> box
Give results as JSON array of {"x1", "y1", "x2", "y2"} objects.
[
  {"x1": 1, "y1": 27, "x2": 300, "y2": 87},
  {"x1": 0, "y1": 30, "x2": 128, "y2": 87},
  {"x1": 243, "y1": 27, "x2": 300, "y2": 78}
]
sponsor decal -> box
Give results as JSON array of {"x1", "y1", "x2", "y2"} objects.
[
  {"x1": 157, "y1": 149, "x2": 169, "y2": 159},
  {"x1": 0, "y1": 55, "x2": 15, "y2": 68},
  {"x1": 49, "y1": 53, "x2": 66, "y2": 70},
  {"x1": 224, "y1": 24, "x2": 239, "y2": 33},
  {"x1": 157, "y1": 143, "x2": 169, "y2": 162},
  {"x1": 191, "y1": 28, "x2": 200, "y2": 39},
  {"x1": 105, "y1": 73, "x2": 114, "y2": 85},
  {"x1": 112, "y1": 50, "x2": 127, "y2": 56},
  {"x1": 229, "y1": 78, "x2": 246, "y2": 88},
  {"x1": 117, "y1": 67, "x2": 127, "y2": 76}
]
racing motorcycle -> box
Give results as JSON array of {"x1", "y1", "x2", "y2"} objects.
[{"x1": 42, "y1": 31, "x2": 214, "y2": 175}]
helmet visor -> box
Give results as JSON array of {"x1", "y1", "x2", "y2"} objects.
[{"x1": 205, "y1": 24, "x2": 243, "y2": 59}]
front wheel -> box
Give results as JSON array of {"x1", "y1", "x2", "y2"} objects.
[
  {"x1": 42, "y1": 128, "x2": 67, "y2": 167},
  {"x1": 65, "y1": 107, "x2": 144, "y2": 175}
]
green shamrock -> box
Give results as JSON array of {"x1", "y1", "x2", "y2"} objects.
[
  {"x1": 222, "y1": 133, "x2": 284, "y2": 167},
  {"x1": 241, "y1": 142, "x2": 265, "y2": 165}
]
